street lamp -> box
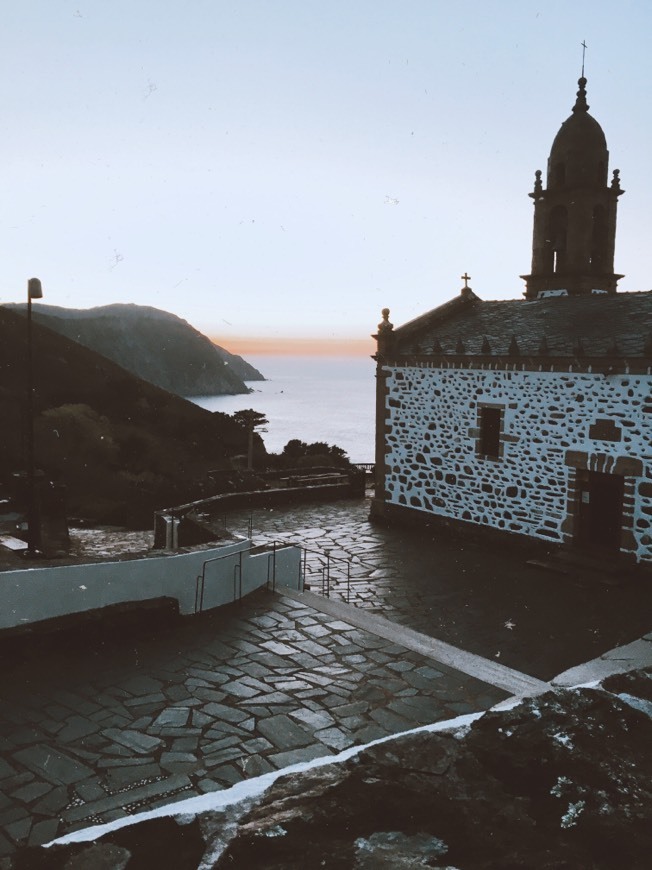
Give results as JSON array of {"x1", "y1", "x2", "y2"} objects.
[{"x1": 26, "y1": 277, "x2": 43, "y2": 557}]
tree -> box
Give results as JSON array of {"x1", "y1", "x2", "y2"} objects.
[
  {"x1": 282, "y1": 439, "x2": 308, "y2": 459},
  {"x1": 233, "y1": 409, "x2": 268, "y2": 469},
  {"x1": 279, "y1": 439, "x2": 350, "y2": 467}
]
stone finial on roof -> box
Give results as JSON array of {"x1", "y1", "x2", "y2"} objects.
[
  {"x1": 455, "y1": 336, "x2": 466, "y2": 354},
  {"x1": 508, "y1": 336, "x2": 520, "y2": 356},
  {"x1": 373, "y1": 307, "x2": 395, "y2": 359},
  {"x1": 481, "y1": 336, "x2": 492, "y2": 354},
  {"x1": 611, "y1": 169, "x2": 624, "y2": 195},
  {"x1": 533, "y1": 170, "x2": 543, "y2": 195},
  {"x1": 573, "y1": 76, "x2": 589, "y2": 113},
  {"x1": 574, "y1": 337, "x2": 585, "y2": 356},
  {"x1": 431, "y1": 337, "x2": 443, "y2": 353},
  {"x1": 608, "y1": 337, "x2": 619, "y2": 355},
  {"x1": 538, "y1": 335, "x2": 550, "y2": 356},
  {"x1": 377, "y1": 308, "x2": 394, "y2": 334}
]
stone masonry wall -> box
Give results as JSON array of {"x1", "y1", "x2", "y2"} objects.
[{"x1": 382, "y1": 364, "x2": 652, "y2": 562}]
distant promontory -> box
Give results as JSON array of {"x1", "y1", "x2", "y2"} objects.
[{"x1": 4, "y1": 302, "x2": 264, "y2": 397}]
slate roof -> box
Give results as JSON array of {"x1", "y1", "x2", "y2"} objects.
[{"x1": 392, "y1": 291, "x2": 652, "y2": 360}]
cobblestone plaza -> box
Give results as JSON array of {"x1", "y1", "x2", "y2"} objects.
[{"x1": 1, "y1": 496, "x2": 650, "y2": 854}]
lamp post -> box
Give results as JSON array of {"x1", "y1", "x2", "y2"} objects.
[{"x1": 26, "y1": 277, "x2": 43, "y2": 557}]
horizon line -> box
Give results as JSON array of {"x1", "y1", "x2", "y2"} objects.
[{"x1": 209, "y1": 336, "x2": 376, "y2": 357}]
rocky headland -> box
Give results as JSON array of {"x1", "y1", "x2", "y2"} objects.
[
  {"x1": 3, "y1": 303, "x2": 264, "y2": 397},
  {"x1": 0, "y1": 306, "x2": 265, "y2": 526}
]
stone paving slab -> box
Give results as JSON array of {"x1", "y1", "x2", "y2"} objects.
[
  {"x1": 224, "y1": 497, "x2": 652, "y2": 681},
  {"x1": 4, "y1": 495, "x2": 647, "y2": 856},
  {"x1": 0, "y1": 588, "x2": 508, "y2": 855},
  {"x1": 280, "y1": 587, "x2": 549, "y2": 697}
]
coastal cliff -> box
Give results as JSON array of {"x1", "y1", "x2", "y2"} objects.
[
  {"x1": 3, "y1": 303, "x2": 264, "y2": 397},
  {"x1": 0, "y1": 306, "x2": 262, "y2": 524}
]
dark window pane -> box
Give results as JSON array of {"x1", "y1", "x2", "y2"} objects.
[{"x1": 480, "y1": 407, "x2": 501, "y2": 457}]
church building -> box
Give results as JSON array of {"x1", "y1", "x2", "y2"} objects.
[{"x1": 371, "y1": 75, "x2": 652, "y2": 564}]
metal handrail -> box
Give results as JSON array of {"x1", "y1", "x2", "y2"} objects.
[
  {"x1": 201, "y1": 512, "x2": 254, "y2": 540},
  {"x1": 266, "y1": 551, "x2": 274, "y2": 591},
  {"x1": 249, "y1": 539, "x2": 353, "y2": 600},
  {"x1": 233, "y1": 561, "x2": 242, "y2": 602},
  {"x1": 195, "y1": 548, "x2": 246, "y2": 613},
  {"x1": 288, "y1": 542, "x2": 352, "y2": 602},
  {"x1": 194, "y1": 538, "x2": 355, "y2": 612}
]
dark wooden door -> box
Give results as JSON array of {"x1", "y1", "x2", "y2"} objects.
[{"x1": 577, "y1": 471, "x2": 624, "y2": 552}]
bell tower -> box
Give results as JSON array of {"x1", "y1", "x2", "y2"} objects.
[{"x1": 522, "y1": 76, "x2": 624, "y2": 299}]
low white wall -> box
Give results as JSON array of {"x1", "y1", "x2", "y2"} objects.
[{"x1": 0, "y1": 541, "x2": 303, "y2": 630}]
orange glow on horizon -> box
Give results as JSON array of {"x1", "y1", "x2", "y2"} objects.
[{"x1": 210, "y1": 336, "x2": 376, "y2": 357}]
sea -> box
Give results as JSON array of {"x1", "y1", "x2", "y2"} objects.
[{"x1": 188, "y1": 355, "x2": 376, "y2": 463}]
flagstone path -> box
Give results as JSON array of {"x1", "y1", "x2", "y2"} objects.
[
  {"x1": 2, "y1": 493, "x2": 650, "y2": 856},
  {"x1": 221, "y1": 497, "x2": 652, "y2": 680},
  {"x1": 0, "y1": 590, "x2": 508, "y2": 855}
]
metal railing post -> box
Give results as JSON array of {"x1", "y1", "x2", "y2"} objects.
[
  {"x1": 298, "y1": 547, "x2": 303, "y2": 590},
  {"x1": 288, "y1": 543, "x2": 357, "y2": 603},
  {"x1": 198, "y1": 568, "x2": 207, "y2": 613},
  {"x1": 326, "y1": 552, "x2": 331, "y2": 598},
  {"x1": 272, "y1": 541, "x2": 277, "y2": 591},
  {"x1": 234, "y1": 550, "x2": 242, "y2": 601}
]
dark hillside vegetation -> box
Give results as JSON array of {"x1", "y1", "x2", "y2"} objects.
[
  {"x1": 0, "y1": 307, "x2": 264, "y2": 525},
  {"x1": 4, "y1": 302, "x2": 264, "y2": 397}
]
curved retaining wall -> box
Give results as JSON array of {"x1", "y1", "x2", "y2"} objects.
[
  {"x1": 154, "y1": 478, "x2": 364, "y2": 549},
  {"x1": 0, "y1": 541, "x2": 301, "y2": 631}
]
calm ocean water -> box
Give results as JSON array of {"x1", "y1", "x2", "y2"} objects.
[{"x1": 189, "y1": 354, "x2": 376, "y2": 462}]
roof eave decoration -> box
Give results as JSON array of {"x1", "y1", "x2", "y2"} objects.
[
  {"x1": 393, "y1": 289, "x2": 482, "y2": 340},
  {"x1": 382, "y1": 351, "x2": 650, "y2": 376}
]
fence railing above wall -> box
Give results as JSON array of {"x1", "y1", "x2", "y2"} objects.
[
  {"x1": 194, "y1": 539, "x2": 354, "y2": 615},
  {"x1": 194, "y1": 542, "x2": 303, "y2": 613},
  {"x1": 302, "y1": 546, "x2": 351, "y2": 602},
  {"x1": 195, "y1": 548, "x2": 247, "y2": 613}
]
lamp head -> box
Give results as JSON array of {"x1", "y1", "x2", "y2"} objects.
[{"x1": 27, "y1": 278, "x2": 43, "y2": 299}]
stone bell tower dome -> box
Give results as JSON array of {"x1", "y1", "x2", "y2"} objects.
[{"x1": 522, "y1": 76, "x2": 624, "y2": 299}]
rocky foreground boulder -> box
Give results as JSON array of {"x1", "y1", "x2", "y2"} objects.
[{"x1": 7, "y1": 670, "x2": 651, "y2": 869}]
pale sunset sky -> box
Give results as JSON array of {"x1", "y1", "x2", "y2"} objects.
[{"x1": 1, "y1": 1, "x2": 650, "y2": 355}]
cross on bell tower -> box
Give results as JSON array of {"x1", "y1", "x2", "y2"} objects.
[{"x1": 521, "y1": 74, "x2": 624, "y2": 299}]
